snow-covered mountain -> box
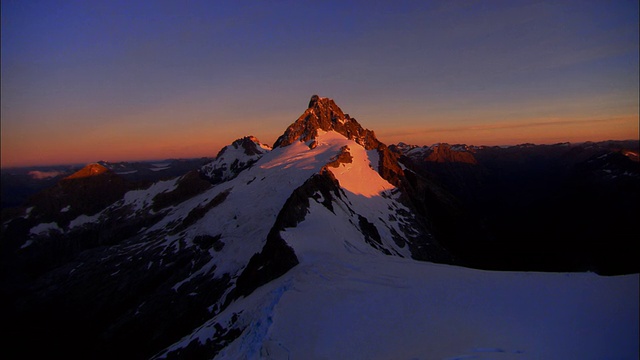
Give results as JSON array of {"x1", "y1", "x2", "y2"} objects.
[
  {"x1": 200, "y1": 136, "x2": 271, "y2": 184},
  {"x1": 1, "y1": 96, "x2": 638, "y2": 359}
]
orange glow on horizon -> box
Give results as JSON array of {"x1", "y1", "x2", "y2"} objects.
[
  {"x1": 2, "y1": 114, "x2": 637, "y2": 168},
  {"x1": 377, "y1": 115, "x2": 639, "y2": 147}
]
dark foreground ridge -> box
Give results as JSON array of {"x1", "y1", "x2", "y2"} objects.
[{"x1": 394, "y1": 139, "x2": 640, "y2": 275}]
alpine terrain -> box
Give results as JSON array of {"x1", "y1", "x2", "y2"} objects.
[{"x1": 1, "y1": 96, "x2": 638, "y2": 359}]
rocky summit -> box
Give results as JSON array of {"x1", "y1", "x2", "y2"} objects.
[
  {"x1": 64, "y1": 163, "x2": 111, "y2": 179},
  {"x1": 274, "y1": 95, "x2": 381, "y2": 150}
]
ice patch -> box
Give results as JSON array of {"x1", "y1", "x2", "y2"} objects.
[
  {"x1": 20, "y1": 239, "x2": 34, "y2": 249},
  {"x1": 69, "y1": 213, "x2": 100, "y2": 229},
  {"x1": 30, "y1": 222, "x2": 62, "y2": 235},
  {"x1": 23, "y1": 207, "x2": 34, "y2": 219}
]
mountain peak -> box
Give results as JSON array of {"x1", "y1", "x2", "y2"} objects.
[
  {"x1": 216, "y1": 136, "x2": 271, "y2": 159},
  {"x1": 64, "y1": 163, "x2": 110, "y2": 179},
  {"x1": 274, "y1": 95, "x2": 381, "y2": 150},
  {"x1": 201, "y1": 136, "x2": 271, "y2": 184},
  {"x1": 308, "y1": 94, "x2": 320, "y2": 108},
  {"x1": 427, "y1": 143, "x2": 478, "y2": 164},
  {"x1": 272, "y1": 95, "x2": 405, "y2": 188}
]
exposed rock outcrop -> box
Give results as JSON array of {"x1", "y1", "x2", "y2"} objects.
[
  {"x1": 200, "y1": 136, "x2": 271, "y2": 184},
  {"x1": 274, "y1": 95, "x2": 405, "y2": 188},
  {"x1": 426, "y1": 144, "x2": 478, "y2": 164},
  {"x1": 64, "y1": 163, "x2": 110, "y2": 179}
]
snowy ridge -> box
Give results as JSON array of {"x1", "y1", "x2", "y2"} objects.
[
  {"x1": 159, "y1": 245, "x2": 639, "y2": 360},
  {"x1": 285, "y1": 132, "x2": 416, "y2": 259},
  {"x1": 193, "y1": 131, "x2": 413, "y2": 275},
  {"x1": 154, "y1": 128, "x2": 639, "y2": 360},
  {"x1": 201, "y1": 136, "x2": 272, "y2": 184},
  {"x1": 58, "y1": 127, "x2": 420, "y2": 314},
  {"x1": 150, "y1": 129, "x2": 441, "y2": 357}
]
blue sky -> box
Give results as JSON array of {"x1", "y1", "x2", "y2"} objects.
[{"x1": 2, "y1": 0, "x2": 638, "y2": 166}]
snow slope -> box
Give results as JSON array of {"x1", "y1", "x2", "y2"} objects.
[
  {"x1": 157, "y1": 131, "x2": 639, "y2": 360},
  {"x1": 167, "y1": 248, "x2": 638, "y2": 360}
]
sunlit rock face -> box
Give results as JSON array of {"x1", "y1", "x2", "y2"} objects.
[
  {"x1": 274, "y1": 95, "x2": 379, "y2": 150},
  {"x1": 64, "y1": 163, "x2": 110, "y2": 179},
  {"x1": 274, "y1": 95, "x2": 404, "y2": 188},
  {"x1": 425, "y1": 144, "x2": 478, "y2": 164},
  {"x1": 393, "y1": 143, "x2": 478, "y2": 165}
]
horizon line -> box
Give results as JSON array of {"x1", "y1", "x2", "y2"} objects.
[{"x1": 2, "y1": 137, "x2": 638, "y2": 170}]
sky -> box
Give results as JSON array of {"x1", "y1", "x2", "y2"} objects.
[{"x1": 1, "y1": 0, "x2": 638, "y2": 167}]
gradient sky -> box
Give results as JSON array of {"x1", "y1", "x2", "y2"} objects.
[{"x1": 2, "y1": 0, "x2": 638, "y2": 167}]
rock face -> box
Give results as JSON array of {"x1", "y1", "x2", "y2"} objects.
[
  {"x1": 274, "y1": 95, "x2": 404, "y2": 187},
  {"x1": 274, "y1": 96, "x2": 380, "y2": 150},
  {"x1": 64, "y1": 163, "x2": 110, "y2": 179},
  {"x1": 425, "y1": 144, "x2": 478, "y2": 164}
]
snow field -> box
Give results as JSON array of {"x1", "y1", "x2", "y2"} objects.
[{"x1": 216, "y1": 256, "x2": 640, "y2": 360}]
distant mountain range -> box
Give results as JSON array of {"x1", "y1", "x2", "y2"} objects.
[
  {"x1": 1, "y1": 158, "x2": 213, "y2": 209},
  {"x1": 393, "y1": 139, "x2": 639, "y2": 274},
  {"x1": 1, "y1": 96, "x2": 638, "y2": 359}
]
